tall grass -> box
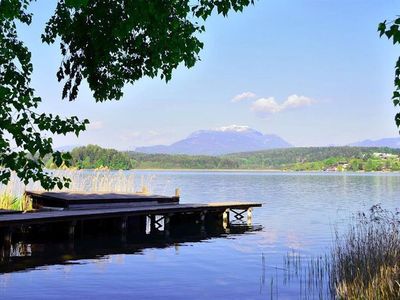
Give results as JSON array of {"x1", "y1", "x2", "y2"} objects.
[
  {"x1": 332, "y1": 204, "x2": 400, "y2": 299},
  {"x1": 276, "y1": 205, "x2": 400, "y2": 299},
  {"x1": 0, "y1": 170, "x2": 155, "y2": 210}
]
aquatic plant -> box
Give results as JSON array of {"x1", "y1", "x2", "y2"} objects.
[
  {"x1": 277, "y1": 205, "x2": 400, "y2": 299},
  {"x1": 332, "y1": 204, "x2": 400, "y2": 299},
  {"x1": 0, "y1": 170, "x2": 154, "y2": 210}
]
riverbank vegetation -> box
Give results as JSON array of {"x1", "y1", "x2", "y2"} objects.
[
  {"x1": 53, "y1": 145, "x2": 400, "y2": 172},
  {"x1": 332, "y1": 205, "x2": 400, "y2": 298},
  {"x1": 0, "y1": 170, "x2": 153, "y2": 210},
  {"x1": 281, "y1": 205, "x2": 400, "y2": 298}
]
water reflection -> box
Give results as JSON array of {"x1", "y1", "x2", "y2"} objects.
[{"x1": 0, "y1": 224, "x2": 261, "y2": 274}]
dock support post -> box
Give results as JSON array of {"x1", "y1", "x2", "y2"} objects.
[
  {"x1": 68, "y1": 221, "x2": 77, "y2": 239},
  {"x1": 164, "y1": 214, "x2": 170, "y2": 237},
  {"x1": 247, "y1": 208, "x2": 253, "y2": 226},
  {"x1": 4, "y1": 229, "x2": 12, "y2": 246},
  {"x1": 121, "y1": 216, "x2": 128, "y2": 243},
  {"x1": 200, "y1": 211, "x2": 206, "y2": 235},
  {"x1": 121, "y1": 216, "x2": 128, "y2": 232},
  {"x1": 1, "y1": 227, "x2": 12, "y2": 261},
  {"x1": 146, "y1": 215, "x2": 156, "y2": 234},
  {"x1": 223, "y1": 209, "x2": 229, "y2": 232}
]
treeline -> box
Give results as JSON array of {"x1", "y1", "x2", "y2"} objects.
[
  {"x1": 48, "y1": 145, "x2": 400, "y2": 171},
  {"x1": 47, "y1": 145, "x2": 136, "y2": 169},
  {"x1": 225, "y1": 147, "x2": 400, "y2": 170},
  {"x1": 127, "y1": 152, "x2": 239, "y2": 169}
]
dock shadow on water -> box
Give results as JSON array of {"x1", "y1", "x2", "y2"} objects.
[{"x1": 0, "y1": 221, "x2": 261, "y2": 274}]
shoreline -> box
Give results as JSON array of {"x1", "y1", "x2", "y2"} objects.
[{"x1": 52, "y1": 168, "x2": 400, "y2": 174}]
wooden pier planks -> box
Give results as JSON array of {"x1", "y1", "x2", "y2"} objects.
[
  {"x1": 0, "y1": 202, "x2": 262, "y2": 227},
  {"x1": 26, "y1": 191, "x2": 179, "y2": 209}
]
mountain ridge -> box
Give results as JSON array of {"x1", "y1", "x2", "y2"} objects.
[
  {"x1": 135, "y1": 125, "x2": 292, "y2": 155},
  {"x1": 349, "y1": 137, "x2": 400, "y2": 148}
]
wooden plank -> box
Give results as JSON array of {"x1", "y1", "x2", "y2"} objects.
[
  {"x1": 0, "y1": 209, "x2": 21, "y2": 215},
  {"x1": 26, "y1": 191, "x2": 179, "y2": 209},
  {"x1": 0, "y1": 202, "x2": 262, "y2": 227},
  {"x1": 26, "y1": 191, "x2": 176, "y2": 201}
]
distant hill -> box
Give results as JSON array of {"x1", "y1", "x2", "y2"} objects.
[
  {"x1": 135, "y1": 125, "x2": 292, "y2": 155},
  {"x1": 60, "y1": 145, "x2": 400, "y2": 172},
  {"x1": 224, "y1": 146, "x2": 400, "y2": 169},
  {"x1": 350, "y1": 137, "x2": 400, "y2": 148}
]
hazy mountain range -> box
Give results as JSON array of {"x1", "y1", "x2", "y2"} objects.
[
  {"x1": 135, "y1": 125, "x2": 292, "y2": 155},
  {"x1": 135, "y1": 126, "x2": 400, "y2": 155},
  {"x1": 58, "y1": 126, "x2": 400, "y2": 155},
  {"x1": 349, "y1": 137, "x2": 400, "y2": 148}
]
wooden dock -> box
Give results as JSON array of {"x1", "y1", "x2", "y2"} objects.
[
  {"x1": 0, "y1": 202, "x2": 261, "y2": 226},
  {"x1": 0, "y1": 191, "x2": 262, "y2": 249}
]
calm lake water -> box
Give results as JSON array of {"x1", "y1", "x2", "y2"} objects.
[{"x1": 1, "y1": 171, "x2": 400, "y2": 299}]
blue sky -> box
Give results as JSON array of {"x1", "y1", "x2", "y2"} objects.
[{"x1": 19, "y1": 0, "x2": 400, "y2": 149}]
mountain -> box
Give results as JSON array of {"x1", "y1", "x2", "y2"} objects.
[
  {"x1": 135, "y1": 125, "x2": 292, "y2": 155},
  {"x1": 349, "y1": 137, "x2": 400, "y2": 148}
]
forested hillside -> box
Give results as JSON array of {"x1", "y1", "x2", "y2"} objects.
[
  {"x1": 50, "y1": 145, "x2": 400, "y2": 171},
  {"x1": 224, "y1": 147, "x2": 400, "y2": 170}
]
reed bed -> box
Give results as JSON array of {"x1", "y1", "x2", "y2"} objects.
[
  {"x1": 332, "y1": 204, "x2": 400, "y2": 299},
  {"x1": 0, "y1": 169, "x2": 155, "y2": 210},
  {"x1": 278, "y1": 205, "x2": 400, "y2": 299}
]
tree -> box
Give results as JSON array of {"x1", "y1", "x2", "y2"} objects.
[
  {"x1": 379, "y1": 18, "x2": 400, "y2": 130},
  {"x1": 0, "y1": 0, "x2": 254, "y2": 189}
]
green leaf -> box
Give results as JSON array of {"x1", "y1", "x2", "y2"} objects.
[{"x1": 65, "y1": 0, "x2": 88, "y2": 9}]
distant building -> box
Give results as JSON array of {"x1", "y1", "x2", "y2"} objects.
[{"x1": 372, "y1": 152, "x2": 398, "y2": 159}]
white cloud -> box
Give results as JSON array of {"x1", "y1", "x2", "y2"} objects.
[
  {"x1": 281, "y1": 94, "x2": 314, "y2": 110},
  {"x1": 251, "y1": 94, "x2": 315, "y2": 117},
  {"x1": 251, "y1": 97, "x2": 281, "y2": 114},
  {"x1": 86, "y1": 120, "x2": 104, "y2": 130},
  {"x1": 231, "y1": 91, "x2": 257, "y2": 103}
]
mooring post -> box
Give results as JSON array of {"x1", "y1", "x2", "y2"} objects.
[
  {"x1": 247, "y1": 208, "x2": 253, "y2": 226},
  {"x1": 68, "y1": 221, "x2": 77, "y2": 239}
]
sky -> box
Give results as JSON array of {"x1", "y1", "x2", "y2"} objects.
[{"x1": 18, "y1": 0, "x2": 400, "y2": 150}]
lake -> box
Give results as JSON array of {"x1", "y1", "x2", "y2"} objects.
[{"x1": 1, "y1": 171, "x2": 400, "y2": 299}]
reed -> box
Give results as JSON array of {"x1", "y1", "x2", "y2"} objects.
[
  {"x1": 332, "y1": 204, "x2": 400, "y2": 299},
  {"x1": 0, "y1": 169, "x2": 154, "y2": 210},
  {"x1": 277, "y1": 205, "x2": 400, "y2": 299}
]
